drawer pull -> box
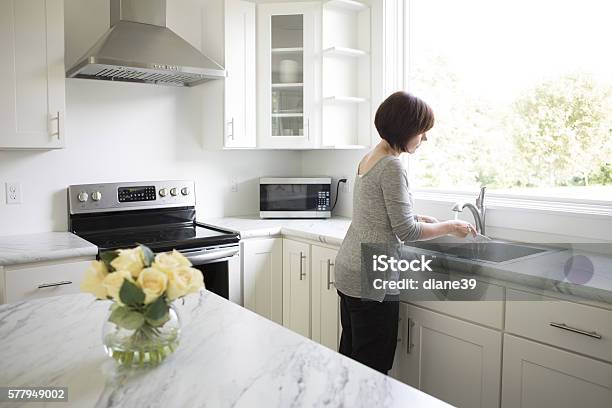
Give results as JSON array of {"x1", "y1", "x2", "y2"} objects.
[
  {"x1": 37, "y1": 280, "x2": 72, "y2": 289},
  {"x1": 549, "y1": 322, "x2": 602, "y2": 339},
  {"x1": 326, "y1": 259, "x2": 335, "y2": 290},
  {"x1": 406, "y1": 318, "x2": 415, "y2": 354}
]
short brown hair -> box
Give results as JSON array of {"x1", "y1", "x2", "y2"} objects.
[{"x1": 374, "y1": 91, "x2": 435, "y2": 152}]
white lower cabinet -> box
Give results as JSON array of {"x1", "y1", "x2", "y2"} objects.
[
  {"x1": 394, "y1": 303, "x2": 502, "y2": 408},
  {"x1": 242, "y1": 238, "x2": 283, "y2": 324},
  {"x1": 311, "y1": 245, "x2": 339, "y2": 351},
  {"x1": 282, "y1": 238, "x2": 311, "y2": 337},
  {"x1": 501, "y1": 334, "x2": 612, "y2": 408},
  {"x1": 2, "y1": 258, "x2": 93, "y2": 304}
]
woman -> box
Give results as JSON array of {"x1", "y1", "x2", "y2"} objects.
[{"x1": 334, "y1": 91, "x2": 477, "y2": 374}]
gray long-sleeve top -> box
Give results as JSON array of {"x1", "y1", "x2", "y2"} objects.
[{"x1": 334, "y1": 155, "x2": 423, "y2": 300}]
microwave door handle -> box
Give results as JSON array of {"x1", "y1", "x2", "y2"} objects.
[{"x1": 181, "y1": 248, "x2": 239, "y2": 264}]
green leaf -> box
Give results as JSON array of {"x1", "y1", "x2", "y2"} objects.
[
  {"x1": 140, "y1": 245, "x2": 155, "y2": 267},
  {"x1": 109, "y1": 306, "x2": 145, "y2": 330},
  {"x1": 108, "y1": 305, "x2": 129, "y2": 326},
  {"x1": 144, "y1": 296, "x2": 168, "y2": 321},
  {"x1": 146, "y1": 312, "x2": 170, "y2": 328},
  {"x1": 100, "y1": 250, "x2": 119, "y2": 272},
  {"x1": 120, "y1": 311, "x2": 145, "y2": 330},
  {"x1": 119, "y1": 279, "x2": 145, "y2": 307},
  {"x1": 108, "y1": 306, "x2": 146, "y2": 330}
]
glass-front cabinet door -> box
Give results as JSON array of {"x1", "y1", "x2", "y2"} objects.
[{"x1": 257, "y1": 2, "x2": 320, "y2": 148}]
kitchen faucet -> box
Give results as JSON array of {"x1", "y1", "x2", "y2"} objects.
[{"x1": 452, "y1": 186, "x2": 487, "y2": 235}]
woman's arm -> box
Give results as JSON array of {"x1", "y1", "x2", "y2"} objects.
[
  {"x1": 419, "y1": 220, "x2": 477, "y2": 240},
  {"x1": 380, "y1": 160, "x2": 476, "y2": 241}
]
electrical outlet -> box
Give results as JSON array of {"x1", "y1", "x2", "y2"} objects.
[
  {"x1": 5, "y1": 182, "x2": 22, "y2": 204},
  {"x1": 339, "y1": 177, "x2": 351, "y2": 194},
  {"x1": 344, "y1": 179, "x2": 352, "y2": 193},
  {"x1": 230, "y1": 177, "x2": 238, "y2": 193}
]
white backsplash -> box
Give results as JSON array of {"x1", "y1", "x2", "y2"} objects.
[{"x1": 0, "y1": 80, "x2": 300, "y2": 235}]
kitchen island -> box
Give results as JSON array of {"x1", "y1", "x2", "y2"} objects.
[{"x1": 0, "y1": 291, "x2": 450, "y2": 408}]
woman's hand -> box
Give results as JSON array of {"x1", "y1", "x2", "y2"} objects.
[
  {"x1": 417, "y1": 215, "x2": 439, "y2": 223},
  {"x1": 448, "y1": 220, "x2": 478, "y2": 238}
]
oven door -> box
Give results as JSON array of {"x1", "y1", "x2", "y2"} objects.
[
  {"x1": 260, "y1": 178, "x2": 331, "y2": 218},
  {"x1": 179, "y1": 244, "x2": 241, "y2": 305}
]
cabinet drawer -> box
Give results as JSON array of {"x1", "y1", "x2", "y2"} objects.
[
  {"x1": 4, "y1": 260, "x2": 92, "y2": 304},
  {"x1": 506, "y1": 289, "x2": 612, "y2": 363},
  {"x1": 408, "y1": 281, "x2": 505, "y2": 329}
]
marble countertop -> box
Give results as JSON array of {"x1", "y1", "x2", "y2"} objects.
[
  {"x1": 200, "y1": 216, "x2": 612, "y2": 306},
  {"x1": 199, "y1": 216, "x2": 352, "y2": 246},
  {"x1": 0, "y1": 232, "x2": 98, "y2": 267},
  {"x1": 0, "y1": 292, "x2": 450, "y2": 408}
]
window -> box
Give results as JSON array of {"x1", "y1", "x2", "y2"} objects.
[{"x1": 404, "y1": 0, "x2": 612, "y2": 202}]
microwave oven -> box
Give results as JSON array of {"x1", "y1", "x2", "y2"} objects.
[{"x1": 260, "y1": 177, "x2": 332, "y2": 219}]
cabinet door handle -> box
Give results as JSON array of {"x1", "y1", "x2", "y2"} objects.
[
  {"x1": 299, "y1": 252, "x2": 306, "y2": 280},
  {"x1": 49, "y1": 111, "x2": 61, "y2": 139},
  {"x1": 406, "y1": 317, "x2": 415, "y2": 354},
  {"x1": 397, "y1": 316, "x2": 403, "y2": 343},
  {"x1": 326, "y1": 259, "x2": 335, "y2": 290},
  {"x1": 37, "y1": 280, "x2": 72, "y2": 289},
  {"x1": 550, "y1": 322, "x2": 602, "y2": 339},
  {"x1": 227, "y1": 117, "x2": 235, "y2": 140},
  {"x1": 305, "y1": 117, "x2": 310, "y2": 141}
]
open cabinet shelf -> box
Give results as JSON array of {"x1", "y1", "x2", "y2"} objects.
[
  {"x1": 322, "y1": 46, "x2": 369, "y2": 57},
  {"x1": 323, "y1": 0, "x2": 369, "y2": 12},
  {"x1": 271, "y1": 47, "x2": 304, "y2": 54},
  {"x1": 323, "y1": 96, "x2": 369, "y2": 103},
  {"x1": 321, "y1": 0, "x2": 372, "y2": 148}
]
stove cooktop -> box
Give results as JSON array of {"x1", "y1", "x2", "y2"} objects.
[{"x1": 78, "y1": 223, "x2": 239, "y2": 253}]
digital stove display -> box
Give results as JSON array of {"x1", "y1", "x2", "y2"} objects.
[{"x1": 118, "y1": 186, "x2": 156, "y2": 202}]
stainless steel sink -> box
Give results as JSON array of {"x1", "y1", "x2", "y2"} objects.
[{"x1": 407, "y1": 238, "x2": 549, "y2": 263}]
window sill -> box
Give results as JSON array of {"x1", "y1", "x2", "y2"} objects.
[{"x1": 413, "y1": 189, "x2": 612, "y2": 219}]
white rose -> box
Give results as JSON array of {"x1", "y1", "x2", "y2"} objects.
[
  {"x1": 165, "y1": 266, "x2": 204, "y2": 300},
  {"x1": 137, "y1": 266, "x2": 168, "y2": 304},
  {"x1": 80, "y1": 261, "x2": 108, "y2": 299},
  {"x1": 111, "y1": 247, "x2": 145, "y2": 278},
  {"x1": 102, "y1": 270, "x2": 133, "y2": 304},
  {"x1": 153, "y1": 250, "x2": 192, "y2": 273}
]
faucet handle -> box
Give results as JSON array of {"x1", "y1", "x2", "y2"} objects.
[{"x1": 476, "y1": 186, "x2": 487, "y2": 208}]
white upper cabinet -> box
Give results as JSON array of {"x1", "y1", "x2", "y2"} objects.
[
  {"x1": 224, "y1": 0, "x2": 256, "y2": 148},
  {"x1": 321, "y1": 0, "x2": 372, "y2": 148},
  {"x1": 257, "y1": 2, "x2": 321, "y2": 149},
  {"x1": 0, "y1": 0, "x2": 66, "y2": 150}
]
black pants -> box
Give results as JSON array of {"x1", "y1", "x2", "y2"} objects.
[{"x1": 338, "y1": 291, "x2": 399, "y2": 374}]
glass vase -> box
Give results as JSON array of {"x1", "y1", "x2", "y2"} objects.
[{"x1": 102, "y1": 304, "x2": 181, "y2": 368}]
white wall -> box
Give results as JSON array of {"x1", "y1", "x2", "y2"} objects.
[
  {"x1": 301, "y1": 149, "x2": 364, "y2": 218},
  {"x1": 0, "y1": 80, "x2": 300, "y2": 235},
  {"x1": 0, "y1": 0, "x2": 299, "y2": 235}
]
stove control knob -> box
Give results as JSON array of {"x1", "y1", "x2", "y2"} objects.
[
  {"x1": 159, "y1": 188, "x2": 168, "y2": 197},
  {"x1": 181, "y1": 187, "x2": 190, "y2": 196},
  {"x1": 77, "y1": 191, "x2": 89, "y2": 202},
  {"x1": 91, "y1": 191, "x2": 102, "y2": 201},
  {"x1": 170, "y1": 188, "x2": 178, "y2": 196}
]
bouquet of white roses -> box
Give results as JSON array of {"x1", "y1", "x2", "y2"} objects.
[{"x1": 81, "y1": 245, "x2": 203, "y2": 366}]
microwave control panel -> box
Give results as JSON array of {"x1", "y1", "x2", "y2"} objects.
[{"x1": 317, "y1": 191, "x2": 330, "y2": 211}]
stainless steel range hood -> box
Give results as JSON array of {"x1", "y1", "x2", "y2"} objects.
[{"x1": 66, "y1": 0, "x2": 225, "y2": 87}]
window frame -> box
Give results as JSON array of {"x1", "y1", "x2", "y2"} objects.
[{"x1": 399, "y1": 0, "x2": 612, "y2": 217}]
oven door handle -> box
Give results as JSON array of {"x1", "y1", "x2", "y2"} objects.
[{"x1": 181, "y1": 247, "x2": 239, "y2": 265}]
